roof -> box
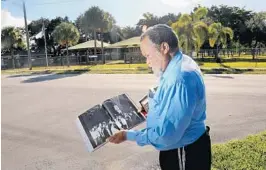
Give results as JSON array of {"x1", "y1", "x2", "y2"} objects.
[
  {"x1": 107, "y1": 36, "x2": 140, "y2": 48},
  {"x1": 68, "y1": 40, "x2": 110, "y2": 50}
]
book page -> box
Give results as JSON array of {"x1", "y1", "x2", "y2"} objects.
[
  {"x1": 103, "y1": 94, "x2": 145, "y2": 130},
  {"x1": 77, "y1": 104, "x2": 120, "y2": 152}
]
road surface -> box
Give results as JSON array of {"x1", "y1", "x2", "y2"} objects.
[{"x1": 2, "y1": 74, "x2": 266, "y2": 170}]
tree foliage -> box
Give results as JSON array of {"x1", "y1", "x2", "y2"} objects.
[
  {"x1": 79, "y1": 6, "x2": 116, "y2": 63},
  {"x1": 208, "y1": 22, "x2": 234, "y2": 61},
  {"x1": 1, "y1": 26, "x2": 26, "y2": 68},
  {"x1": 52, "y1": 22, "x2": 79, "y2": 66},
  {"x1": 171, "y1": 7, "x2": 209, "y2": 54},
  {"x1": 208, "y1": 23, "x2": 234, "y2": 48},
  {"x1": 137, "y1": 12, "x2": 180, "y2": 29},
  {"x1": 2, "y1": 4, "x2": 264, "y2": 62},
  {"x1": 207, "y1": 5, "x2": 254, "y2": 46},
  {"x1": 245, "y1": 12, "x2": 266, "y2": 47},
  {"x1": 28, "y1": 17, "x2": 69, "y2": 55},
  {"x1": 1, "y1": 26, "x2": 25, "y2": 50}
]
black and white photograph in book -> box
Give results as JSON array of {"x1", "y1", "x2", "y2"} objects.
[
  {"x1": 103, "y1": 94, "x2": 146, "y2": 130},
  {"x1": 76, "y1": 104, "x2": 120, "y2": 152}
]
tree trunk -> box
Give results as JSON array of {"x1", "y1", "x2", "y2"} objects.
[
  {"x1": 61, "y1": 55, "x2": 63, "y2": 66},
  {"x1": 101, "y1": 28, "x2": 105, "y2": 64},
  {"x1": 52, "y1": 46, "x2": 56, "y2": 56},
  {"x1": 66, "y1": 43, "x2": 70, "y2": 67},
  {"x1": 94, "y1": 29, "x2": 97, "y2": 56},
  {"x1": 11, "y1": 48, "x2": 15, "y2": 69},
  {"x1": 253, "y1": 40, "x2": 258, "y2": 60},
  {"x1": 215, "y1": 44, "x2": 221, "y2": 63}
]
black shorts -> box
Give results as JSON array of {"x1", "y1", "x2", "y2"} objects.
[{"x1": 159, "y1": 126, "x2": 212, "y2": 170}]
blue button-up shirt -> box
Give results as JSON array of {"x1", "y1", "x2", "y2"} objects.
[{"x1": 126, "y1": 51, "x2": 207, "y2": 151}]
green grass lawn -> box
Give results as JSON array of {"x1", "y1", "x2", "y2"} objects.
[
  {"x1": 2, "y1": 60, "x2": 266, "y2": 75},
  {"x1": 211, "y1": 131, "x2": 266, "y2": 170},
  {"x1": 195, "y1": 55, "x2": 266, "y2": 59},
  {"x1": 150, "y1": 131, "x2": 266, "y2": 170},
  {"x1": 200, "y1": 62, "x2": 266, "y2": 68},
  {"x1": 1, "y1": 63, "x2": 150, "y2": 75}
]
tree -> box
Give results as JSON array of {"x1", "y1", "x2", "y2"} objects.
[
  {"x1": 28, "y1": 18, "x2": 50, "y2": 53},
  {"x1": 28, "y1": 18, "x2": 50, "y2": 36},
  {"x1": 171, "y1": 7, "x2": 209, "y2": 55},
  {"x1": 1, "y1": 26, "x2": 26, "y2": 68},
  {"x1": 108, "y1": 25, "x2": 123, "y2": 43},
  {"x1": 137, "y1": 12, "x2": 160, "y2": 28},
  {"x1": 80, "y1": 6, "x2": 115, "y2": 64},
  {"x1": 159, "y1": 13, "x2": 181, "y2": 26},
  {"x1": 81, "y1": 6, "x2": 105, "y2": 58},
  {"x1": 28, "y1": 17, "x2": 68, "y2": 56},
  {"x1": 121, "y1": 26, "x2": 141, "y2": 39},
  {"x1": 47, "y1": 17, "x2": 69, "y2": 55},
  {"x1": 246, "y1": 12, "x2": 266, "y2": 48},
  {"x1": 207, "y1": 5, "x2": 253, "y2": 46},
  {"x1": 75, "y1": 14, "x2": 88, "y2": 43},
  {"x1": 52, "y1": 22, "x2": 80, "y2": 67},
  {"x1": 101, "y1": 12, "x2": 116, "y2": 63},
  {"x1": 136, "y1": 12, "x2": 180, "y2": 31},
  {"x1": 208, "y1": 22, "x2": 234, "y2": 62}
]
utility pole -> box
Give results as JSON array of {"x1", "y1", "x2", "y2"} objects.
[
  {"x1": 42, "y1": 20, "x2": 48, "y2": 67},
  {"x1": 23, "y1": 0, "x2": 32, "y2": 70}
]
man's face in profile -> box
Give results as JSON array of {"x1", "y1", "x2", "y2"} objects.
[{"x1": 140, "y1": 37, "x2": 164, "y2": 77}]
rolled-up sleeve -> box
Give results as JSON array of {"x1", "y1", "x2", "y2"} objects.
[{"x1": 126, "y1": 81, "x2": 197, "y2": 148}]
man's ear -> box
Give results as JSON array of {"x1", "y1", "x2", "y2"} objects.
[{"x1": 160, "y1": 42, "x2": 170, "y2": 55}]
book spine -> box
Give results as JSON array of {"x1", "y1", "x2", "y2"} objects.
[
  {"x1": 102, "y1": 103, "x2": 117, "y2": 123},
  {"x1": 124, "y1": 93, "x2": 146, "y2": 119}
]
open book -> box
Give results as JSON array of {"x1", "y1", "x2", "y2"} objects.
[{"x1": 76, "y1": 93, "x2": 146, "y2": 152}]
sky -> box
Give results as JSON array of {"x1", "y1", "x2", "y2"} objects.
[{"x1": 1, "y1": 0, "x2": 266, "y2": 29}]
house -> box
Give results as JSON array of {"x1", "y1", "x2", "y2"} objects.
[{"x1": 106, "y1": 36, "x2": 145, "y2": 63}]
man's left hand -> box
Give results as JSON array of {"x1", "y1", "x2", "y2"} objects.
[{"x1": 107, "y1": 131, "x2": 127, "y2": 144}]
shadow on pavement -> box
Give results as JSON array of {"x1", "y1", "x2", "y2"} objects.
[
  {"x1": 8, "y1": 70, "x2": 53, "y2": 78},
  {"x1": 21, "y1": 70, "x2": 88, "y2": 83},
  {"x1": 202, "y1": 68, "x2": 254, "y2": 74},
  {"x1": 211, "y1": 75, "x2": 234, "y2": 79},
  {"x1": 219, "y1": 63, "x2": 231, "y2": 69}
]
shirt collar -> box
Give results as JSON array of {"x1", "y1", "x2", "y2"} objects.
[{"x1": 160, "y1": 51, "x2": 182, "y2": 81}]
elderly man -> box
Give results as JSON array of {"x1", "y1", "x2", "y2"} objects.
[{"x1": 108, "y1": 24, "x2": 211, "y2": 170}]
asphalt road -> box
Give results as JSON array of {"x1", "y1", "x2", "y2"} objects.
[{"x1": 2, "y1": 74, "x2": 266, "y2": 170}]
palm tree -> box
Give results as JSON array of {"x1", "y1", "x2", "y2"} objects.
[
  {"x1": 208, "y1": 22, "x2": 234, "y2": 62},
  {"x1": 52, "y1": 22, "x2": 80, "y2": 67},
  {"x1": 81, "y1": 6, "x2": 104, "y2": 57},
  {"x1": 171, "y1": 7, "x2": 209, "y2": 55},
  {"x1": 80, "y1": 6, "x2": 115, "y2": 64},
  {"x1": 101, "y1": 12, "x2": 116, "y2": 64},
  {"x1": 1, "y1": 26, "x2": 25, "y2": 69}
]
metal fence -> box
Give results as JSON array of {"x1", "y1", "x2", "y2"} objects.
[
  {"x1": 124, "y1": 52, "x2": 146, "y2": 64},
  {"x1": 1, "y1": 55, "x2": 105, "y2": 69},
  {"x1": 2, "y1": 48, "x2": 266, "y2": 70},
  {"x1": 1, "y1": 52, "x2": 146, "y2": 69},
  {"x1": 195, "y1": 48, "x2": 266, "y2": 58}
]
